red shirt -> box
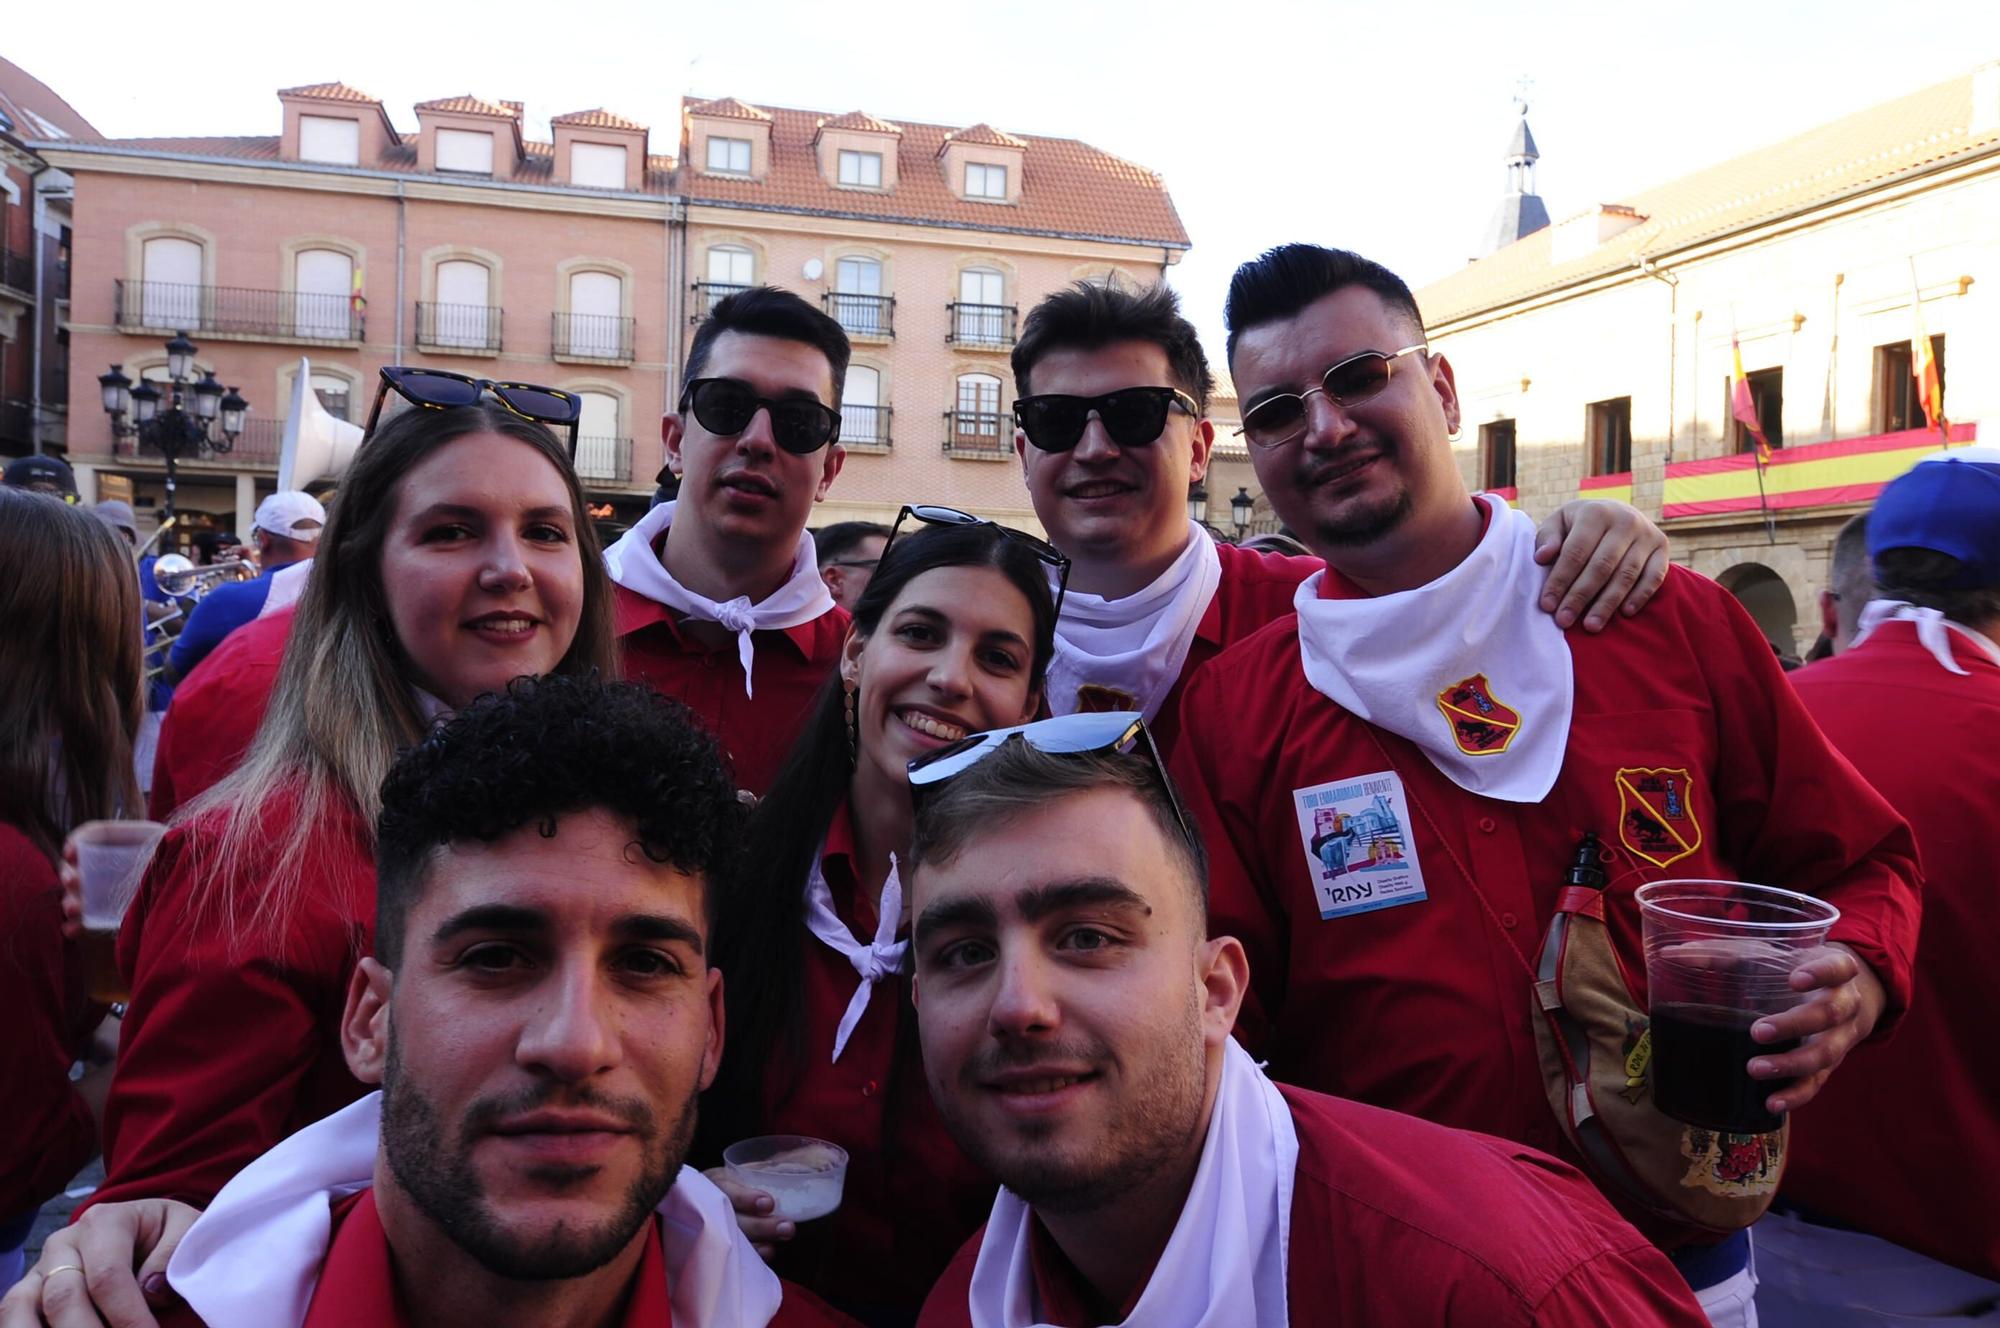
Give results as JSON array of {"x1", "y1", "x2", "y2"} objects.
[
  {"x1": 1168, "y1": 566, "x2": 1920, "y2": 1233},
  {"x1": 614, "y1": 584, "x2": 847, "y2": 797},
  {"x1": 148, "y1": 609, "x2": 292, "y2": 819},
  {"x1": 0, "y1": 823, "x2": 100, "y2": 1217},
  {"x1": 1784, "y1": 620, "x2": 2000, "y2": 1279},
  {"x1": 919, "y1": 1084, "x2": 1708, "y2": 1327},
  {"x1": 158, "y1": 1189, "x2": 858, "y2": 1327},
  {"x1": 87, "y1": 784, "x2": 374, "y2": 1212},
  {"x1": 756, "y1": 801, "x2": 997, "y2": 1313}
]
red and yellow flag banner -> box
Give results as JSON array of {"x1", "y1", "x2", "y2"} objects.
[
  {"x1": 1662, "y1": 423, "x2": 1977, "y2": 520},
  {"x1": 1730, "y1": 334, "x2": 1772, "y2": 465},
  {"x1": 1579, "y1": 470, "x2": 1633, "y2": 507},
  {"x1": 1910, "y1": 286, "x2": 1945, "y2": 433}
]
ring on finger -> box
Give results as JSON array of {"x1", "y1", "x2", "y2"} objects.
[{"x1": 42, "y1": 1263, "x2": 86, "y2": 1280}]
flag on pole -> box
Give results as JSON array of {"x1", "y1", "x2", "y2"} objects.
[
  {"x1": 350, "y1": 268, "x2": 367, "y2": 317},
  {"x1": 1730, "y1": 332, "x2": 1772, "y2": 465},
  {"x1": 1908, "y1": 262, "x2": 1946, "y2": 439}
]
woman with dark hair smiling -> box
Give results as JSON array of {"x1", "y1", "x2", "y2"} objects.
[{"x1": 700, "y1": 513, "x2": 1060, "y2": 1325}]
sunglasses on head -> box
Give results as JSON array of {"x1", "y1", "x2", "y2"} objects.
[
  {"x1": 906, "y1": 710, "x2": 1192, "y2": 846},
  {"x1": 1235, "y1": 344, "x2": 1428, "y2": 450},
  {"x1": 882, "y1": 503, "x2": 1072, "y2": 620},
  {"x1": 1013, "y1": 386, "x2": 1199, "y2": 453},
  {"x1": 680, "y1": 377, "x2": 842, "y2": 455},
  {"x1": 365, "y1": 367, "x2": 582, "y2": 457}
]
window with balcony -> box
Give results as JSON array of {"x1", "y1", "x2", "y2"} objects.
[
  {"x1": 293, "y1": 248, "x2": 355, "y2": 341},
  {"x1": 436, "y1": 128, "x2": 496, "y2": 175},
  {"x1": 1586, "y1": 397, "x2": 1632, "y2": 476},
  {"x1": 560, "y1": 270, "x2": 629, "y2": 360},
  {"x1": 570, "y1": 141, "x2": 628, "y2": 189},
  {"x1": 1875, "y1": 337, "x2": 1945, "y2": 434},
  {"x1": 310, "y1": 372, "x2": 352, "y2": 421},
  {"x1": 574, "y1": 390, "x2": 630, "y2": 485},
  {"x1": 425, "y1": 259, "x2": 497, "y2": 350},
  {"x1": 696, "y1": 246, "x2": 754, "y2": 318},
  {"x1": 838, "y1": 149, "x2": 883, "y2": 187},
  {"x1": 948, "y1": 372, "x2": 1005, "y2": 455},
  {"x1": 299, "y1": 115, "x2": 360, "y2": 166},
  {"x1": 139, "y1": 235, "x2": 202, "y2": 329},
  {"x1": 951, "y1": 267, "x2": 1013, "y2": 346},
  {"x1": 966, "y1": 162, "x2": 1007, "y2": 199},
  {"x1": 706, "y1": 136, "x2": 752, "y2": 174},
  {"x1": 829, "y1": 257, "x2": 889, "y2": 338},
  {"x1": 1478, "y1": 418, "x2": 1516, "y2": 491},
  {"x1": 1725, "y1": 369, "x2": 1783, "y2": 455},
  {"x1": 842, "y1": 365, "x2": 887, "y2": 448}
]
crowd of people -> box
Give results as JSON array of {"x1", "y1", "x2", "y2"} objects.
[{"x1": 0, "y1": 247, "x2": 1992, "y2": 1328}]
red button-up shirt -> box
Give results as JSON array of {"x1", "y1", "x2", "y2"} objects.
[
  {"x1": 920, "y1": 1084, "x2": 1708, "y2": 1327},
  {"x1": 614, "y1": 585, "x2": 847, "y2": 797},
  {"x1": 1168, "y1": 565, "x2": 1920, "y2": 1238},
  {"x1": 1783, "y1": 619, "x2": 2000, "y2": 1279},
  {"x1": 148, "y1": 608, "x2": 293, "y2": 819}
]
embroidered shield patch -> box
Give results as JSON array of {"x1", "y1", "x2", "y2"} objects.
[
  {"x1": 1615, "y1": 766, "x2": 1703, "y2": 868},
  {"x1": 1435, "y1": 674, "x2": 1522, "y2": 756}
]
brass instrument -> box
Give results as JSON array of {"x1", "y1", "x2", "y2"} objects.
[{"x1": 143, "y1": 554, "x2": 257, "y2": 680}]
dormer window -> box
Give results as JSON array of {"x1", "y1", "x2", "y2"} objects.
[
  {"x1": 570, "y1": 141, "x2": 628, "y2": 189},
  {"x1": 298, "y1": 115, "x2": 360, "y2": 166},
  {"x1": 707, "y1": 136, "x2": 752, "y2": 174},
  {"x1": 966, "y1": 162, "x2": 1007, "y2": 200},
  {"x1": 436, "y1": 128, "x2": 495, "y2": 174},
  {"x1": 838, "y1": 150, "x2": 883, "y2": 188}
]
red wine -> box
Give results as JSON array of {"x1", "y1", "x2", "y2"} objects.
[{"x1": 1650, "y1": 1002, "x2": 1798, "y2": 1134}]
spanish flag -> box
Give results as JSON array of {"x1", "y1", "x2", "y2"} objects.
[
  {"x1": 1910, "y1": 270, "x2": 1946, "y2": 436},
  {"x1": 350, "y1": 268, "x2": 367, "y2": 318},
  {"x1": 1731, "y1": 333, "x2": 1772, "y2": 465}
]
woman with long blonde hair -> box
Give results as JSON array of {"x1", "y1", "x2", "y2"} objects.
[{"x1": 82, "y1": 396, "x2": 619, "y2": 1214}]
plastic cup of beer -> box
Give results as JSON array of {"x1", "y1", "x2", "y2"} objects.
[
  {"x1": 723, "y1": 1135, "x2": 849, "y2": 1222},
  {"x1": 1637, "y1": 880, "x2": 1839, "y2": 1134},
  {"x1": 73, "y1": 819, "x2": 168, "y2": 1004}
]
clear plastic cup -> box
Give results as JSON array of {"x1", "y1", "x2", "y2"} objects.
[
  {"x1": 723, "y1": 1135, "x2": 849, "y2": 1222},
  {"x1": 1636, "y1": 879, "x2": 1839, "y2": 1134},
  {"x1": 74, "y1": 819, "x2": 168, "y2": 930}
]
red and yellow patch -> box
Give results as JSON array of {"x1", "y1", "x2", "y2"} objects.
[
  {"x1": 1615, "y1": 766, "x2": 1703, "y2": 868},
  {"x1": 1435, "y1": 674, "x2": 1522, "y2": 756},
  {"x1": 1073, "y1": 682, "x2": 1140, "y2": 713}
]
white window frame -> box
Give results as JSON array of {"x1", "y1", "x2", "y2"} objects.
[
  {"x1": 966, "y1": 162, "x2": 1007, "y2": 199},
  {"x1": 707, "y1": 246, "x2": 754, "y2": 286},
  {"x1": 569, "y1": 141, "x2": 628, "y2": 190},
  {"x1": 837, "y1": 149, "x2": 883, "y2": 187},
  {"x1": 435, "y1": 128, "x2": 495, "y2": 175},
  {"x1": 298, "y1": 115, "x2": 360, "y2": 166},
  {"x1": 706, "y1": 136, "x2": 752, "y2": 174}
]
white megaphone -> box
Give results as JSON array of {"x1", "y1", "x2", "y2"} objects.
[{"x1": 278, "y1": 358, "x2": 365, "y2": 492}]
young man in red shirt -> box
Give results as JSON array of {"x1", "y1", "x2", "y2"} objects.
[
  {"x1": 1008, "y1": 283, "x2": 1673, "y2": 753},
  {"x1": 5, "y1": 677, "x2": 851, "y2": 1327},
  {"x1": 1167, "y1": 244, "x2": 1922, "y2": 1322},
  {"x1": 906, "y1": 729, "x2": 1708, "y2": 1327},
  {"x1": 603, "y1": 287, "x2": 853, "y2": 794},
  {"x1": 1759, "y1": 450, "x2": 2000, "y2": 1323}
]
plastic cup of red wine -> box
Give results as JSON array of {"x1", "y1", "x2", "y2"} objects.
[{"x1": 1636, "y1": 879, "x2": 1840, "y2": 1135}]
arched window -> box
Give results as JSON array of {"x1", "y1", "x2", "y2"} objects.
[
  {"x1": 955, "y1": 372, "x2": 1002, "y2": 440},
  {"x1": 565, "y1": 270, "x2": 625, "y2": 359},
  {"x1": 832, "y1": 257, "x2": 885, "y2": 337},
  {"x1": 574, "y1": 391, "x2": 624, "y2": 483},
  {"x1": 141, "y1": 236, "x2": 202, "y2": 328},
  {"x1": 293, "y1": 248, "x2": 354, "y2": 340},
  {"x1": 955, "y1": 268, "x2": 1006, "y2": 344},
  {"x1": 310, "y1": 372, "x2": 352, "y2": 421},
  {"x1": 433, "y1": 259, "x2": 493, "y2": 349},
  {"x1": 843, "y1": 365, "x2": 882, "y2": 445}
]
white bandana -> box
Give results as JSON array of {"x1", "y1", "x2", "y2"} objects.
[
  {"x1": 965, "y1": 1038, "x2": 1297, "y2": 1328},
  {"x1": 602, "y1": 501, "x2": 836, "y2": 698},
  {"x1": 803, "y1": 844, "x2": 908, "y2": 1062},
  {"x1": 1851, "y1": 599, "x2": 2000, "y2": 676},
  {"x1": 167, "y1": 1092, "x2": 785, "y2": 1328},
  {"x1": 1293, "y1": 493, "x2": 1574, "y2": 803},
  {"x1": 1047, "y1": 522, "x2": 1223, "y2": 722}
]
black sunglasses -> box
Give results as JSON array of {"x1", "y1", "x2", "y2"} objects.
[
  {"x1": 906, "y1": 711, "x2": 1192, "y2": 848},
  {"x1": 1013, "y1": 386, "x2": 1199, "y2": 453},
  {"x1": 882, "y1": 503, "x2": 1072, "y2": 621},
  {"x1": 365, "y1": 367, "x2": 582, "y2": 457},
  {"x1": 680, "y1": 377, "x2": 842, "y2": 455}
]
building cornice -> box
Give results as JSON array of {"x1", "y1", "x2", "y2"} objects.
[{"x1": 680, "y1": 192, "x2": 1190, "y2": 253}]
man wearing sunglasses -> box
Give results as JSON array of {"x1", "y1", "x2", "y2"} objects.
[
  {"x1": 1167, "y1": 244, "x2": 1921, "y2": 1323},
  {"x1": 602, "y1": 287, "x2": 852, "y2": 795},
  {"x1": 904, "y1": 723, "x2": 1707, "y2": 1327},
  {"x1": 1009, "y1": 283, "x2": 1675, "y2": 753}
]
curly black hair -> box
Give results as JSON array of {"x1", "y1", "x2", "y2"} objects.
[{"x1": 372, "y1": 673, "x2": 744, "y2": 969}]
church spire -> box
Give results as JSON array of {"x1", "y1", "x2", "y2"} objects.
[{"x1": 1480, "y1": 92, "x2": 1550, "y2": 256}]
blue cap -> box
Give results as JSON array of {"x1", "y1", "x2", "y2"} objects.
[{"x1": 1868, "y1": 446, "x2": 2000, "y2": 589}]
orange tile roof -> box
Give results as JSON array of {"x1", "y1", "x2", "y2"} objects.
[
  {"x1": 1419, "y1": 69, "x2": 2000, "y2": 327},
  {"x1": 552, "y1": 108, "x2": 647, "y2": 132},
  {"x1": 414, "y1": 93, "x2": 519, "y2": 119},
  {"x1": 278, "y1": 81, "x2": 381, "y2": 105},
  {"x1": 685, "y1": 96, "x2": 771, "y2": 122},
  {"x1": 944, "y1": 122, "x2": 1027, "y2": 150},
  {"x1": 818, "y1": 110, "x2": 901, "y2": 136},
  {"x1": 0, "y1": 54, "x2": 100, "y2": 140},
  {"x1": 677, "y1": 101, "x2": 1186, "y2": 248}
]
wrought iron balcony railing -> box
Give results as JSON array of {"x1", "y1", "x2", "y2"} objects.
[
  {"x1": 114, "y1": 280, "x2": 365, "y2": 343},
  {"x1": 574, "y1": 435, "x2": 634, "y2": 485},
  {"x1": 941, "y1": 409, "x2": 1011, "y2": 458},
  {"x1": 0, "y1": 248, "x2": 32, "y2": 295},
  {"x1": 945, "y1": 302, "x2": 1017, "y2": 348},
  {"x1": 822, "y1": 291, "x2": 895, "y2": 339},
  {"x1": 415, "y1": 301, "x2": 503, "y2": 354},
  {"x1": 105, "y1": 415, "x2": 284, "y2": 467},
  {"x1": 690, "y1": 282, "x2": 751, "y2": 322},
  {"x1": 840, "y1": 403, "x2": 892, "y2": 449},
  {"x1": 552, "y1": 312, "x2": 635, "y2": 362}
]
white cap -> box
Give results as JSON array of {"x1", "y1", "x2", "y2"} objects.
[{"x1": 254, "y1": 491, "x2": 326, "y2": 542}]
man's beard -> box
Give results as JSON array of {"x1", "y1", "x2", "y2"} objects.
[
  {"x1": 1289, "y1": 440, "x2": 1414, "y2": 549},
  {"x1": 379, "y1": 1035, "x2": 696, "y2": 1281},
  {"x1": 941, "y1": 987, "x2": 1209, "y2": 1217}
]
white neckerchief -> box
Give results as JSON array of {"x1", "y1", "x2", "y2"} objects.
[
  {"x1": 803, "y1": 843, "x2": 908, "y2": 1062},
  {"x1": 602, "y1": 501, "x2": 836, "y2": 698},
  {"x1": 1047, "y1": 523, "x2": 1223, "y2": 723},
  {"x1": 1293, "y1": 493, "x2": 1574, "y2": 803},
  {"x1": 1851, "y1": 599, "x2": 2000, "y2": 676},
  {"x1": 167, "y1": 1092, "x2": 785, "y2": 1328},
  {"x1": 258, "y1": 558, "x2": 312, "y2": 619},
  {"x1": 966, "y1": 1038, "x2": 1296, "y2": 1328}
]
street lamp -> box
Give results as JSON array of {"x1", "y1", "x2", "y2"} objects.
[
  {"x1": 1186, "y1": 481, "x2": 1209, "y2": 526},
  {"x1": 100, "y1": 333, "x2": 249, "y2": 526},
  {"x1": 1230, "y1": 486, "x2": 1255, "y2": 539}
]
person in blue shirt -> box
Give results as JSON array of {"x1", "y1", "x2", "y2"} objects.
[{"x1": 162, "y1": 492, "x2": 323, "y2": 683}]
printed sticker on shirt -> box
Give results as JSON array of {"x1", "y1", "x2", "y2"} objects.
[
  {"x1": 1435, "y1": 674, "x2": 1522, "y2": 756},
  {"x1": 1290, "y1": 771, "x2": 1427, "y2": 920},
  {"x1": 1615, "y1": 766, "x2": 1703, "y2": 868}
]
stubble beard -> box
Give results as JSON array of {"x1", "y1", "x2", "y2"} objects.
[{"x1": 379, "y1": 1035, "x2": 697, "y2": 1281}]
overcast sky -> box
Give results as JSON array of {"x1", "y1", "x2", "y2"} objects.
[{"x1": 11, "y1": 0, "x2": 2000, "y2": 364}]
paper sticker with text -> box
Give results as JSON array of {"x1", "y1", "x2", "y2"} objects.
[{"x1": 1291, "y1": 770, "x2": 1427, "y2": 920}]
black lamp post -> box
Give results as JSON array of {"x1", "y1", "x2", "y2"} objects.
[
  {"x1": 1186, "y1": 480, "x2": 1209, "y2": 526},
  {"x1": 100, "y1": 332, "x2": 249, "y2": 526},
  {"x1": 1230, "y1": 485, "x2": 1255, "y2": 539}
]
